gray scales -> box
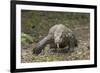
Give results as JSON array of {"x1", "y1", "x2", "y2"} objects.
[{"x1": 33, "y1": 24, "x2": 78, "y2": 55}]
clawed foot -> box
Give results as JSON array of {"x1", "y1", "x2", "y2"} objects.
[{"x1": 32, "y1": 48, "x2": 42, "y2": 55}]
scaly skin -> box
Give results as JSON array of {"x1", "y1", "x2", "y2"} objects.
[{"x1": 33, "y1": 24, "x2": 78, "y2": 55}]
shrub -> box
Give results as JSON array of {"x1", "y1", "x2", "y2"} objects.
[{"x1": 21, "y1": 32, "x2": 34, "y2": 45}]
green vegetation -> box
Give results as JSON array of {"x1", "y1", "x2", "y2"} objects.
[{"x1": 21, "y1": 32, "x2": 34, "y2": 45}]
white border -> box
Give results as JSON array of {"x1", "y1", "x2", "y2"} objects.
[{"x1": 16, "y1": 4, "x2": 94, "y2": 69}]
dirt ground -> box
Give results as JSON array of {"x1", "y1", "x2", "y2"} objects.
[{"x1": 21, "y1": 24, "x2": 90, "y2": 63}]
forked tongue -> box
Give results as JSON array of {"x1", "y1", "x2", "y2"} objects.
[{"x1": 57, "y1": 43, "x2": 59, "y2": 48}]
